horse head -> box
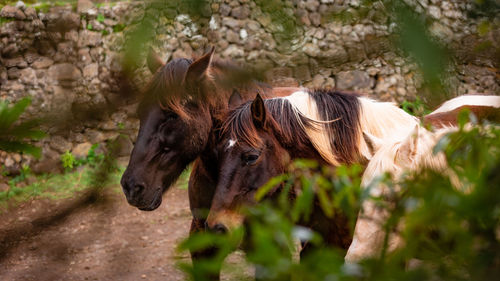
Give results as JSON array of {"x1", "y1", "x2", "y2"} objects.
[
  {"x1": 206, "y1": 94, "x2": 292, "y2": 232},
  {"x1": 121, "y1": 48, "x2": 218, "y2": 211}
]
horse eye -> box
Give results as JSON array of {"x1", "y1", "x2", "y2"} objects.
[
  {"x1": 164, "y1": 112, "x2": 178, "y2": 120},
  {"x1": 243, "y1": 154, "x2": 259, "y2": 165}
]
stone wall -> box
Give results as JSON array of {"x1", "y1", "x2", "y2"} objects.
[{"x1": 0, "y1": 0, "x2": 498, "y2": 174}]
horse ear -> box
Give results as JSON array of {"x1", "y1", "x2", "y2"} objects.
[
  {"x1": 185, "y1": 46, "x2": 215, "y2": 83},
  {"x1": 228, "y1": 89, "x2": 243, "y2": 109},
  {"x1": 363, "y1": 132, "x2": 383, "y2": 158},
  {"x1": 398, "y1": 125, "x2": 419, "y2": 163},
  {"x1": 147, "y1": 48, "x2": 164, "y2": 73},
  {"x1": 251, "y1": 93, "x2": 267, "y2": 129}
]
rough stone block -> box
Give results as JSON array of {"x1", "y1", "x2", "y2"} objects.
[
  {"x1": 83, "y1": 63, "x2": 99, "y2": 79},
  {"x1": 0, "y1": 6, "x2": 26, "y2": 20},
  {"x1": 336, "y1": 70, "x2": 373, "y2": 90},
  {"x1": 78, "y1": 30, "x2": 103, "y2": 47}
]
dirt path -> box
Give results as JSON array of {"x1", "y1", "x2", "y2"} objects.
[{"x1": 0, "y1": 185, "x2": 252, "y2": 281}]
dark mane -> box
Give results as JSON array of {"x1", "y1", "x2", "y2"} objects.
[
  {"x1": 222, "y1": 90, "x2": 362, "y2": 164},
  {"x1": 137, "y1": 57, "x2": 266, "y2": 119},
  {"x1": 308, "y1": 89, "x2": 361, "y2": 164},
  {"x1": 137, "y1": 58, "x2": 193, "y2": 118}
]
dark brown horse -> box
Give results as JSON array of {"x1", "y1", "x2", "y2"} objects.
[
  {"x1": 120, "y1": 48, "x2": 298, "y2": 278},
  {"x1": 207, "y1": 91, "x2": 419, "y2": 253}
]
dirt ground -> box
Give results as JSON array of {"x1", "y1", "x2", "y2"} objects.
[{"x1": 0, "y1": 184, "x2": 252, "y2": 281}]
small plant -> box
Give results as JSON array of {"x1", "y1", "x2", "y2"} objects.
[
  {"x1": 60, "y1": 150, "x2": 75, "y2": 171},
  {"x1": 85, "y1": 143, "x2": 104, "y2": 167},
  {"x1": 60, "y1": 144, "x2": 105, "y2": 172},
  {"x1": 112, "y1": 23, "x2": 126, "y2": 33},
  {"x1": 401, "y1": 97, "x2": 431, "y2": 116},
  {"x1": 0, "y1": 16, "x2": 13, "y2": 27},
  {"x1": 8, "y1": 164, "x2": 31, "y2": 187},
  {"x1": 87, "y1": 23, "x2": 93, "y2": 30},
  {"x1": 97, "y1": 13, "x2": 105, "y2": 23}
]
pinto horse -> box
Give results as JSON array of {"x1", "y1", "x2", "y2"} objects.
[
  {"x1": 207, "y1": 90, "x2": 419, "y2": 252},
  {"x1": 120, "y1": 48, "x2": 298, "y2": 278},
  {"x1": 346, "y1": 94, "x2": 500, "y2": 262},
  {"x1": 345, "y1": 125, "x2": 451, "y2": 262}
]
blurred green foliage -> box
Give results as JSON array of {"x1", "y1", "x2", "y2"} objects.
[
  {"x1": 401, "y1": 97, "x2": 431, "y2": 117},
  {"x1": 0, "y1": 98, "x2": 45, "y2": 158},
  {"x1": 178, "y1": 119, "x2": 500, "y2": 281},
  {"x1": 60, "y1": 144, "x2": 104, "y2": 172},
  {"x1": 0, "y1": 165, "x2": 125, "y2": 210}
]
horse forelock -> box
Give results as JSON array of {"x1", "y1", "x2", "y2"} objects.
[
  {"x1": 221, "y1": 98, "x2": 312, "y2": 151},
  {"x1": 222, "y1": 102, "x2": 264, "y2": 149}
]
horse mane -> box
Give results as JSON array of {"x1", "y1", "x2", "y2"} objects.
[
  {"x1": 222, "y1": 90, "x2": 364, "y2": 165},
  {"x1": 137, "y1": 57, "x2": 266, "y2": 119}
]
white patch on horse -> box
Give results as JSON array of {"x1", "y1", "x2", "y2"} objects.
[
  {"x1": 227, "y1": 139, "x2": 237, "y2": 149},
  {"x1": 431, "y1": 95, "x2": 500, "y2": 114}
]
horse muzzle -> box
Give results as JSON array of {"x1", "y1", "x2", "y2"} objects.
[{"x1": 121, "y1": 175, "x2": 163, "y2": 211}]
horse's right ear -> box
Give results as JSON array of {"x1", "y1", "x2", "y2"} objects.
[
  {"x1": 147, "y1": 48, "x2": 164, "y2": 73},
  {"x1": 398, "y1": 125, "x2": 420, "y2": 163},
  {"x1": 251, "y1": 94, "x2": 267, "y2": 129},
  {"x1": 228, "y1": 89, "x2": 243, "y2": 109},
  {"x1": 185, "y1": 46, "x2": 215, "y2": 83},
  {"x1": 363, "y1": 132, "x2": 383, "y2": 159}
]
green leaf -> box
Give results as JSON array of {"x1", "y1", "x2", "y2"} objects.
[
  {"x1": 0, "y1": 98, "x2": 31, "y2": 130},
  {"x1": 97, "y1": 13, "x2": 105, "y2": 23},
  {"x1": 255, "y1": 174, "x2": 287, "y2": 201},
  {"x1": 0, "y1": 140, "x2": 42, "y2": 158}
]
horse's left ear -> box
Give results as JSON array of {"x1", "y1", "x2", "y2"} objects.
[
  {"x1": 251, "y1": 93, "x2": 267, "y2": 129},
  {"x1": 228, "y1": 89, "x2": 243, "y2": 109},
  {"x1": 399, "y1": 125, "x2": 419, "y2": 163},
  {"x1": 185, "y1": 46, "x2": 215, "y2": 83},
  {"x1": 362, "y1": 132, "x2": 383, "y2": 159}
]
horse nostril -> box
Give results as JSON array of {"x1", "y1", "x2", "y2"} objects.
[
  {"x1": 133, "y1": 184, "x2": 144, "y2": 196},
  {"x1": 212, "y1": 224, "x2": 228, "y2": 234}
]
